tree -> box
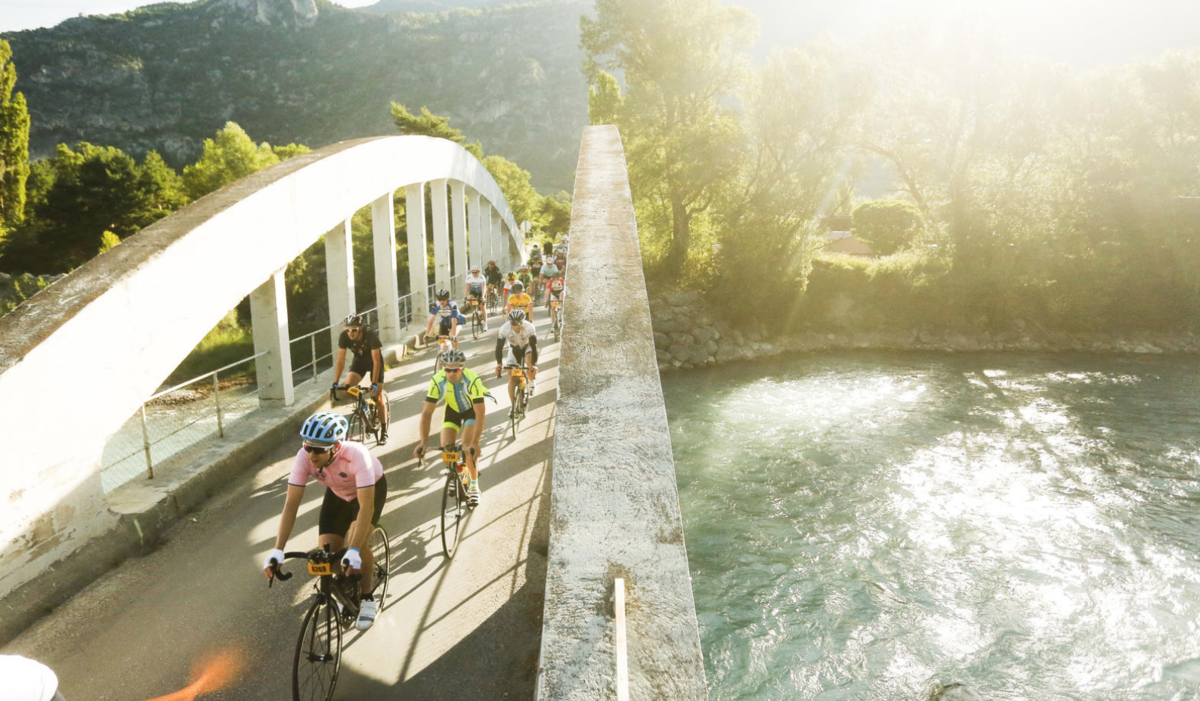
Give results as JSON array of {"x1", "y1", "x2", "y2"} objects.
[
  {"x1": 582, "y1": 0, "x2": 758, "y2": 280},
  {"x1": 98, "y1": 230, "x2": 121, "y2": 254},
  {"x1": 390, "y1": 102, "x2": 483, "y2": 160},
  {"x1": 851, "y1": 200, "x2": 924, "y2": 255},
  {"x1": 181, "y1": 122, "x2": 307, "y2": 200},
  {"x1": 0, "y1": 39, "x2": 30, "y2": 229},
  {"x1": 588, "y1": 71, "x2": 624, "y2": 125}
]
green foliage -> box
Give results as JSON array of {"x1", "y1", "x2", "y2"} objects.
[
  {"x1": 98, "y1": 230, "x2": 121, "y2": 254},
  {"x1": 165, "y1": 310, "x2": 254, "y2": 384},
  {"x1": 181, "y1": 122, "x2": 305, "y2": 200},
  {"x1": 390, "y1": 102, "x2": 483, "y2": 160},
  {"x1": 1, "y1": 143, "x2": 188, "y2": 273},
  {"x1": 851, "y1": 200, "x2": 924, "y2": 255},
  {"x1": 0, "y1": 39, "x2": 30, "y2": 229},
  {"x1": 540, "y1": 191, "x2": 573, "y2": 237},
  {"x1": 588, "y1": 70, "x2": 623, "y2": 125},
  {"x1": 0, "y1": 274, "x2": 48, "y2": 316}
]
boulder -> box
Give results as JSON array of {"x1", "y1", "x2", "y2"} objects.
[
  {"x1": 704, "y1": 340, "x2": 719, "y2": 355},
  {"x1": 653, "y1": 332, "x2": 671, "y2": 349},
  {"x1": 716, "y1": 346, "x2": 743, "y2": 362},
  {"x1": 747, "y1": 330, "x2": 763, "y2": 342},
  {"x1": 663, "y1": 291, "x2": 702, "y2": 307},
  {"x1": 692, "y1": 326, "x2": 718, "y2": 344},
  {"x1": 656, "y1": 348, "x2": 671, "y2": 365},
  {"x1": 731, "y1": 330, "x2": 745, "y2": 345},
  {"x1": 669, "y1": 332, "x2": 695, "y2": 347},
  {"x1": 652, "y1": 317, "x2": 689, "y2": 334}
]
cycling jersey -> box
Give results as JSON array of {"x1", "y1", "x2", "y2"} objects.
[
  {"x1": 429, "y1": 300, "x2": 460, "y2": 328},
  {"x1": 539, "y1": 263, "x2": 560, "y2": 278},
  {"x1": 426, "y1": 367, "x2": 490, "y2": 413},
  {"x1": 484, "y1": 266, "x2": 504, "y2": 286},
  {"x1": 507, "y1": 293, "x2": 532, "y2": 311},
  {"x1": 516, "y1": 272, "x2": 533, "y2": 287},
  {"x1": 289, "y1": 441, "x2": 384, "y2": 502},
  {"x1": 465, "y1": 273, "x2": 486, "y2": 294},
  {"x1": 495, "y1": 321, "x2": 539, "y2": 367},
  {"x1": 499, "y1": 320, "x2": 537, "y2": 348},
  {"x1": 548, "y1": 277, "x2": 565, "y2": 298}
]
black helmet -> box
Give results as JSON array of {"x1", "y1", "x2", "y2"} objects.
[
  {"x1": 343, "y1": 313, "x2": 365, "y2": 327},
  {"x1": 436, "y1": 289, "x2": 450, "y2": 301},
  {"x1": 507, "y1": 309, "x2": 527, "y2": 324}
]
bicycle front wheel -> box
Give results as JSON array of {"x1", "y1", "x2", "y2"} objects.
[
  {"x1": 441, "y1": 470, "x2": 464, "y2": 557},
  {"x1": 369, "y1": 526, "x2": 391, "y2": 610},
  {"x1": 347, "y1": 409, "x2": 369, "y2": 443},
  {"x1": 293, "y1": 597, "x2": 342, "y2": 701}
]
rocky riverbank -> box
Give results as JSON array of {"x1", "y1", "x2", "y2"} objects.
[{"x1": 650, "y1": 292, "x2": 1200, "y2": 372}]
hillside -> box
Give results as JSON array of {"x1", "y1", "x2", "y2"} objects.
[{"x1": 2, "y1": 0, "x2": 589, "y2": 191}]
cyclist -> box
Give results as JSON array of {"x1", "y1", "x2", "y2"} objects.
[
  {"x1": 483, "y1": 260, "x2": 504, "y2": 306},
  {"x1": 413, "y1": 350, "x2": 491, "y2": 506},
  {"x1": 516, "y1": 264, "x2": 534, "y2": 295},
  {"x1": 1, "y1": 655, "x2": 65, "y2": 701},
  {"x1": 495, "y1": 308, "x2": 539, "y2": 403},
  {"x1": 554, "y1": 251, "x2": 567, "y2": 277},
  {"x1": 264, "y1": 412, "x2": 387, "y2": 631},
  {"x1": 546, "y1": 273, "x2": 566, "y2": 321},
  {"x1": 503, "y1": 271, "x2": 517, "y2": 300},
  {"x1": 538, "y1": 258, "x2": 560, "y2": 307},
  {"x1": 464, "y1": 265, "x2": 488, "y2": 330},
  {"x1": 505, "y1": 280, "x2": 534, "y2": 323},
  {"x1": 331, "y1": 314, "x2": 389, "y2": 443},
  {"x1": 542, "y1": 240, "x2": 554, "y2": 258},
  {"x1": 425, "y1": 289, "x2": 461, "y2": 351}
]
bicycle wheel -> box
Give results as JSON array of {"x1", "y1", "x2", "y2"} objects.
[
  {"x1": 472, "y1": 313, "x2": 481, "y2": 340},
  {"x1": 369, "y1": 526, "x2": 390, "y2": 610},
  {"x1": 441, "y1": 469, "x2": 464, "y2": 557},
  {"x1": 347, "y1": 409, "x2": 368, "y2": 443},
  {"x1": 293, "y1": 597, "x2": 342, "y2": 701}
]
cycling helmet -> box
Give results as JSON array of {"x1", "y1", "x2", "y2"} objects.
[
  {"x1": 343, "y1": 313, "x2": 365, "y2": 327},
  {"x1": 435, "y1": 289, "x2": 450, "y2": 301},
  {"x1": 300, "y1": 412, "x2": 348, "y2": 445},
  {"x1": 511, "y1": 281, "x2": 524, "y2": 293},
  {"x1": 471, "y1": 265, "x2": 481, "y2": 272},
  {"x1": 508, "y1": 309, "x2": 527, "y2": 324},
  {"x1": 440, "y1": 349, "x2": 467, "y2": 366},
  {"x1": 487, "y1": 260, "x2": 496, "y2": 266}
]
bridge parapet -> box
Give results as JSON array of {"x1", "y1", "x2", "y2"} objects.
[{"x1": 540, "y1": 126, "x2": 709, "y2": 699}]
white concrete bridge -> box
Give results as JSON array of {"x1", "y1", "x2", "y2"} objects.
[{"x1": 0, "y1": 128, "x2": 708, "y2": 701}]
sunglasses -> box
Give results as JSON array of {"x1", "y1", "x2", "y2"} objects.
[
  {"x1": 346, "y1": 326, "x2": 363, "y2": 332},
  {"x1": 304, "y1": 443, "x2": 335, "y2": 454},
  {"x1": 444, "y1": 366, "x2": 464, "y2": 373}
]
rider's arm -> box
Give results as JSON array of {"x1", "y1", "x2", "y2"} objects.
[
  {"x1": 348, "y1": 485, "x2": 374, "y2": 554},
  {"x1": 273, "y1": 484, "x2": 306, "y2": 551},
  {"x1": 472, "y1": 397, "x2": 486, "y2": 434},
  {"x1": 528, "y1": 334, "x2": 540, "y2": 366},
  {"x1": 370, "y1": 348, "x2": 384, "y2": 386},
  {"x1": 495, "y1": 334, "x2": 506, "y2": 365},
  {"x1": 417, "y1": 401, "x2": 435, "y2": 452}
]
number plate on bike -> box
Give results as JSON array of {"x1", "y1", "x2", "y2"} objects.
[
  {"x1": 442, "y1": 451, "x2": 460, "y2": 463},
  {"x1": 308, "y1": 562, "x2": 332, "y2": 576},
  {"x1": 509, "y1": 369, "x2": 524, "y2": 377},
  {"x1": 346, "y1": 387, "x2": 361, "y2": 397}
]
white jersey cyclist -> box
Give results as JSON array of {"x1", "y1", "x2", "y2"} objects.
[
  {"x1": 464, "y1": 272, "x2": 486, "y2": 296},
  {"x1": 494, "y1": 318, "x2": 539, "y2": 367}
]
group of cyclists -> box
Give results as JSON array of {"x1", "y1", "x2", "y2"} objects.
[{"x1": 262, "y1": 236, "x2": 569, "y2": 632}]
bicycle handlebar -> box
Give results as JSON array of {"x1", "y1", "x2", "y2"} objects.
[{"x1": 267, "y1": 547, "x2": 352, "y2": 587}]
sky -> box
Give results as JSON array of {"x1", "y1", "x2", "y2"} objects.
[{"x1": 1, "y1": 0, "x2": 1198, "y2": 67}]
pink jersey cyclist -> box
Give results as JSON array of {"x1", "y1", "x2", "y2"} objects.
[{"x1": 289, "y1": 440, "x2": 383, "y2": 502}]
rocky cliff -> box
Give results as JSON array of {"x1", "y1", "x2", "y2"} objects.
[{"x1": 3, "y1": 0, "x2": 589, "y2": 191}]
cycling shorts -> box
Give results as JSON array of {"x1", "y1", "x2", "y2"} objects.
[
  {"x1": 318, "y1": 474, "x2": 388, "y2": 536},
  {"x1": 349, "y1": 353, "x2": 376, "y2": 378},
  {"x1": 442, "y1": 406, "x2": 477, "y2": 432}
]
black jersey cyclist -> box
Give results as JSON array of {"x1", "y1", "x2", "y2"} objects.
[
  {"x1": 331, "y1": 313, "x2": 389, "y2": 443},
  {"x1": 413, "y1": 350, "x2": 492, "y2": 506}
]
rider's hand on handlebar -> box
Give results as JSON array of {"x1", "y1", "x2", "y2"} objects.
[
  {"x1": 413, "y1": 444, "x2": 426, "y2": 462},
  {"x1": 263, "y1": 548, "x2": 286, "y2": 579},
  {"x1": 342, "y1": 547, "x2": 362, "y2": 574},
  {"x1": 495, "y1": 364, "x2": 502, "y2": 378}
]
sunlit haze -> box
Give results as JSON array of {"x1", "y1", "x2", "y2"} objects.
[{"x1": 0, "y1": 0, "x2": 378, "y2": 33}]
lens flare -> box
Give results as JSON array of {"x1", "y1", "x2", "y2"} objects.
[{"x1": 141, "y1": 649, "x2": 243, "y2": 701}]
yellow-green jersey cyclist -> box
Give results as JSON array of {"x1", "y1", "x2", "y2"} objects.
[{"x1": 413, "y1": 349, "x2": 491, "y2": 506}]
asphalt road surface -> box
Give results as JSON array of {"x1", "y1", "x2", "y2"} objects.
[{"x1": 3, "y1": 304, "x2": 560, "y2": 701}]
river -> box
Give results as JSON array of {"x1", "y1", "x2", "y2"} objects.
[{"x1": 662, "y1": 352, "x2": 1200, "y2": 701}]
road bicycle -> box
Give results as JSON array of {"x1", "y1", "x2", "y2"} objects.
[
  {"x1": 426, "y1": 334, "x2": 455, "y2": 373},
  {"x1": 332, "y1": 384, "x2": 383, "y2": 445},
  {"x1": 267, "y1": 527, "x2": 391, "y2": 701},
  {"x1": 465, "y1": 295, "x2": 486, "y2": 340},
  {"x1": 505, "y1": 365, "x2": 530, "y2": 439},
  {"x1": 486, "y1": 285, "x2": 502, "y2": 316},
  {"x1": 549, "y1": 294, "x2": 563, "y2": 342},
  {"x1": 422, "y1": 443, "x2": 471, "y2": 557}
]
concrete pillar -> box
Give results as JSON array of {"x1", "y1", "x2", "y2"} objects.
[
  {"x1": 325, "y1": 217, "x2": 355, "y2": 353},
  {"x1": 450, "y1": 181, "x2": 468, "y2": 280},
  {"x1": 406, "y1": 182, "x2": 429, "y2": 324},
  {"x1": 467, "y1": 188, "x2": 483, "y2": 271},
  {"x1": 250, "y1": 268, "x2": 295, "y2": 407},
  {"x1": 430, "y1": 179, "x2": 452, "y2": 295},
  {"x1": 490, "y1": 208, "x2": 503, "y2": 272},
  {"x1": 373, "y1": 193, "x2": 402, "y2": 347}
]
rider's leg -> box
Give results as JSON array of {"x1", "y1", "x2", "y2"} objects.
[
  {"x1": 378, "y1": 388, "x2": 390, "y2": 429},
  {"x1": 462, "y1": 420, "x2": 481, "y2": 480}
]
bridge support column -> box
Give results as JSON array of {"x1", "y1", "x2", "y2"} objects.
[
  {"x1": 406, "y1": 182, "x2": 429, "y2": 327},
  {"x1": 250, "y1": 269, "x2": 295, "y2": 407},
  {"x1": 373, "y1": 192, "x2": 402, "y2": 347},
  {"x1": 325, "y1": 217, "x2": 355, "y2": 351},
  {"x1": 450, "y1": 181, "x2": 468, "y2": 279},
  {"x1": 430, "y1": 179, "x2": 451, "y2": 295},
  {"x1": 467, "y1": 188, "x2": 483, "y2": 271},
  {"x1": 489, "y1": 208, "x2": 502, "y2": 274}
]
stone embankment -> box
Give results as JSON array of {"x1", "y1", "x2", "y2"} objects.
[{"x1": 651, "y1": 291, "x2": 1200, "y2": 373}]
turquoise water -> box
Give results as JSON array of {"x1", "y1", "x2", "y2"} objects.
[{"x1": 663, "y1": 353, "x2": 1200, "y2": 701}]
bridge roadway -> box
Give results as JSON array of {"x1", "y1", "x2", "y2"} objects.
[{"x1": 2, "y1": 307, "x2": 557, "y2": 700}]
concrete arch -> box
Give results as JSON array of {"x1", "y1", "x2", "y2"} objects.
[{"x1": 0, "y1": 135, "x2": 523, "y2": 603}]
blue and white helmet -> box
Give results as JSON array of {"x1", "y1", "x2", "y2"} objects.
[{"x1": 300, "y1": 412, "x2": 348, "y2": 445}]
